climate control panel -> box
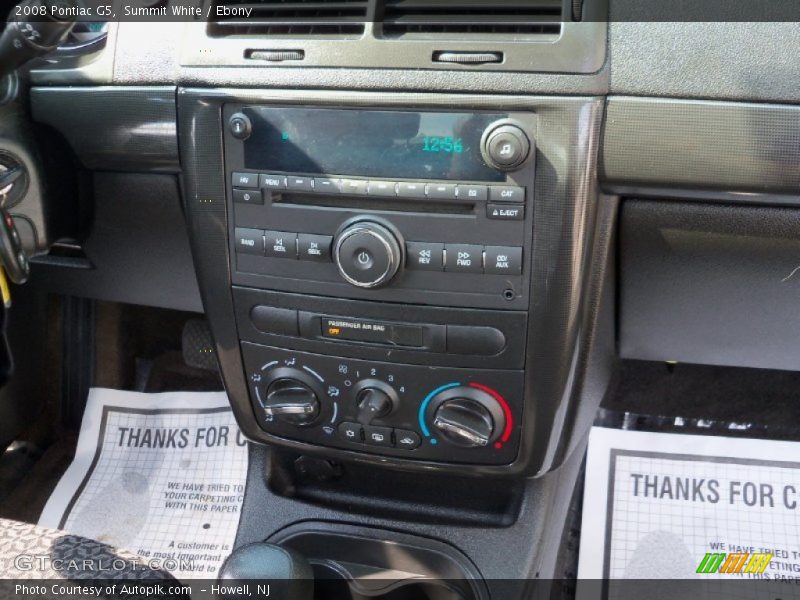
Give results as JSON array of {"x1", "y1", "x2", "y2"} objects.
[{"x1": 241, "y1": 342, "x2": 524, "y2": 465}]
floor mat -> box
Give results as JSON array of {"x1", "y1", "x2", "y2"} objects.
[
  {"x1": 578, "y1": 426, "x2": 800, "y2": 597},
  {"x1": 39, "y1": 388, "x2": 248, "y2": 580}
]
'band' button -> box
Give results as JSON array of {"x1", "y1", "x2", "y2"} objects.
[
  {"x1": 484, "y1": 246, "x2": 523, "y2": 275},
  {"x1": 264, "y1": 231, "x2": 298, "y2": 258},
  {"x1": 445, "y1": 243, "x2": 483, "y2": 273},
  {"x1": 234, "y1": 228, "x2": 264, "y2": 255},
  {"x1": 487, "y1": 203, "x2": 525, "y2": 221}
]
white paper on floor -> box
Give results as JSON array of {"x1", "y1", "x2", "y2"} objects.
[
  {"x1": 39, "y1": 388, "x2": 248, "y2": 580},
  {"x1": 578, "y1": 426, "x2": 800, "y2": 594}
]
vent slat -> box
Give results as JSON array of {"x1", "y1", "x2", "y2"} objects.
[
  {"x1": 208, "y1": 0, "x2": 368, "y2": 36},
  {"x1": 379, "y1": 0, "x2": 562, "y2": 37}
]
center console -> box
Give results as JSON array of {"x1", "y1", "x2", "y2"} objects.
[
  {"x1": 225, "y1": 105, "x2": 534, "y2": 467},
  {"x1": 180, "y1": 89, "x2": 605, "y2": 477}
]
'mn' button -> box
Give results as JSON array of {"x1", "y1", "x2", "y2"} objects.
[{"x1": 487, "y1": 203, "x2": 525, "y2": 221}]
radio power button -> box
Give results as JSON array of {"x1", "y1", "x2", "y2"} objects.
[{"x1": 334, "y1": 221, "x2": 402, "y2": 289}]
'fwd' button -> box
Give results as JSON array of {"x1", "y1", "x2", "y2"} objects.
[{"x1": 445, "y1": 244, "x2": 483, "y2": 273}]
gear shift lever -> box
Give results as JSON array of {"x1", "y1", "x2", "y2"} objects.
[{"x1": 218, "y1": 543, "x2": 314, "y2": 600}]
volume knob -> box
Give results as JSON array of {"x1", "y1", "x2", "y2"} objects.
[{"x1": 334, "y1": 221, "x2": 402, "y2": 289}]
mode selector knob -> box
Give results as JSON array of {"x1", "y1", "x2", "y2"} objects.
[
  {"x1": 334, "y1": 221, "x2": 402, "y2": 289},
  {"x1": 264, "y1": 377, "x2": 320, "y2": 426}
]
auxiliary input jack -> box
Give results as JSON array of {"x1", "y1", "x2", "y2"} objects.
[{"x1": 503, "y1": 289, "x2": 515, "y2": 301}]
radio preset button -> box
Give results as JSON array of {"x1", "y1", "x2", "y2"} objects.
[
  {"x1": 489, "y1": 186, "x2": 525, "y2": 203},
  {"x1": 313, "y1": 178, "x2": 340, "y2": 193},
  {"x1": 484, "y1": 246, "x2": 523, "y2": 275},
  {"x1": 397, "y1": 182, "x2": 426, "y2": 198},
  {"x1": 287, "y1": 176, "x2": 314, "y2": 192},
  {"x1": 264, "y1": 231, "x2": 297, "y2": 258},
  {"x1": 234, "y1": 228, "x2": 264, "y2": 255},
  {"x1": 298, "y1": 234, "x2": 333, "y2": 262},
  {"x1": 487, "y1": 203, "x2": 525, "y2": 221},
  {"x1": 456, "y1": 185, "x2": 488, "y2": 202},
  {"x1": 426, "y1": 183, "x2": 457, "y2": 200},
  {"x1": 232, "y1": 172, "x2": 258, "y2": 189},
  {"x1": 233, "y1": 189, "x2": 263, "y2": 205},
  {"x1": 259, "y1": 174, "x2": 286, "y2": 190},
  {"x1": 368, "y1": 181, "x2": 397, "y2": 196},
  {"x1": 406, "y1": 242, "x2": 444, "y2": 271},
  {"x1": 341, "y1": 179, "x2": 368, "y2": 195},
  {"x1": 445, "y1": 244, "x2": 483, "y2": 273}
]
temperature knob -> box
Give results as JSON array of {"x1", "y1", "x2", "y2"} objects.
[
  {"x1": 263, "y1": 377, "x2": 320, "y2": 426},
  {"x1": 334, "y1": 220, "x2": 402, "y2": 288},
  {"x1": 433, "y1": 398, "x2": 494, "y2": 447},
  {"x1": 427, "y1": 385, "x2": 507, "y2": 448}
]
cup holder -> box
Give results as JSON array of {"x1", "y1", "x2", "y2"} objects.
[
  {"x1": 312, "y1": 563, "x2": 470, "y2": 600},
  {"x1": 269, "y1": 523, "x2": 486, "y2": 600}
]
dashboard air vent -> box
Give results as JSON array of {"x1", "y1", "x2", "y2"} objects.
[
  {"x1": 208, "y1": 0, "x2": 369, "y2": 37},
  {"x1": 379, "y1": 0, "x2": 562, "y2": 37}
]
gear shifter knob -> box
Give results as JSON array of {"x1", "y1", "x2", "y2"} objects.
[{"x1": 218, "y1": 543, "x2": 314, "y2": 600}]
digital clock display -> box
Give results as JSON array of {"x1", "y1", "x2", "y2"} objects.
[
  {"x1": 241, "y1": 107, "x2": 507, "y2": 182},
  {"x1": 422, "y1": 136, "x2": 464, "y2": 154}
]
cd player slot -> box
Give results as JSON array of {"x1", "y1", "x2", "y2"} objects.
[{"x1": 273, "y1": 192, "x2": 475, "y2": 215}]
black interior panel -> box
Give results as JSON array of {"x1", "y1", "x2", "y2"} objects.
[{"x1": 620, "y1": 199, "x2": 800, "y2": 370}]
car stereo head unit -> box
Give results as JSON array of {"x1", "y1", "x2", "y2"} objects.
[{"x1": 224, "y1": 105, "x2": 536, "y2": 311}]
